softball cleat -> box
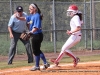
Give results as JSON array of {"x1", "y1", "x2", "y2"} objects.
[
  {"x1": 42, "y1": 62, "x2": 50, "y2": 70},
  {"x1": 73, "y1": 57, "x2": 80, "y2": 67},
  {"x1": 50, "y1": 58, "x2": 59, "y2": 67},
  {"x1": 30, "y1": 66, "x2": 40, "y2": 71}
]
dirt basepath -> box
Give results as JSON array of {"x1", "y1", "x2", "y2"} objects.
[{"x1": 0, "y1": 61, "x2": 100, "y2": 75}]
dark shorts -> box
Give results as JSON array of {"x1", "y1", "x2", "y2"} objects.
[{"x1": 31, "y1": 33, "x2": 43, "y2": 56}]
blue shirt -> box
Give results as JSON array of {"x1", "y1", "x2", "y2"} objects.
[
  {"x1": 27, "y1": 13, "x2": 42, "y2": 34},
  {"x1": 8, "y1": 12, "x2": 27, "y2": 33}
]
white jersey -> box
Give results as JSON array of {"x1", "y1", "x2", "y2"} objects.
[{"x1": 70, "y1": 15, "x2": 82, "y2": 34}]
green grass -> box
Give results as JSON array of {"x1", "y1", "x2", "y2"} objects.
[
  {"x1": 0, "y1": 61, "x2": 33, "y2": 69},
  {"x1": 0, "y1": 55, "x2": 100, "y2": 70},
  {"x1": 1, "y1": 34, "x2": 100, "y2": 55}
]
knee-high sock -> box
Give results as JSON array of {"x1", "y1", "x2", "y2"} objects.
[
  {"x1": 40, "y1": 52, "x2": 47, "y2": 64},
  {"x1": 55, "y1": 52, "x2": 65, "y2": 63},
  {"x1": 35, "y1": 55, "x2": 40, "y2": 67},
  {"x1": 65, "y1": 50, "x2": 76, "y2": 60}
]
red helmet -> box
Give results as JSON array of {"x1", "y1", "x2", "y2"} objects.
[
  {"x1": 67, "y1": 4, "x2": 78, "y2": 11},
  {"x1": 67, "y1": 4, "x2": 78, "y2": 16}
]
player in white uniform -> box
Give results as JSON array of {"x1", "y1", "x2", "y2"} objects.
[{"x1": 51, "y1": 4, "x2": 83, "y2": 67}]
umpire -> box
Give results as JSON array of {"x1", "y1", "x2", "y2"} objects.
[{"x1": 7, "y1": 6, "x2": 33, "y2": 65}]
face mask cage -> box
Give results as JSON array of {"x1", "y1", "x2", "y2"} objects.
[
  {"x1": 67, "y1": 10, "x2": 78, "y2": 16},
  {"x1": 67, "y1": 11, "x2": 73, "y2": 16}
]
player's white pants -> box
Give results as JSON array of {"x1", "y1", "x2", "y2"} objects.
[{"x1": 55, "y1": 34, "x2": 81, "y2": 63}]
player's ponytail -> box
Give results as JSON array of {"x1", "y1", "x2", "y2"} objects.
[
  {"x1": 33, "y1": 3, "x2": 43, "y2": 20},
  {"x1": 76, "y1": 11, "x2": 82, "y2": 21}
]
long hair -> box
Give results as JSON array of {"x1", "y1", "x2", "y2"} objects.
[
  {"x1": 33, "y1": 3, "x2": 43, "y2": 20},
  {"x1": 76, "y1": 12, "x2": 82, "y2": 21}
]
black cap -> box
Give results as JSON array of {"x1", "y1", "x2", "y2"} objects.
[{"x1": 16, "y1": 6, "x2": 23, "y2": 12}]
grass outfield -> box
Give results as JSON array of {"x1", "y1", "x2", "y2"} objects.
[
  {"x1": 1, "y1": 34, "x2": 100, "y2": 55},
  {"x1": 0, "y1": 55, "x2": 100, "y2": 70}
]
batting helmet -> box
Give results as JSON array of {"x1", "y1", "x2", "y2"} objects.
[
  {"x1": 67, "y1": 4, "x2": 78, "y2": 16},
  {"x1": 67, "y1": 4, "x2": 78, "y2": 11}
]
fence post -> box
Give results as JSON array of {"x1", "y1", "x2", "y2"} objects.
[
  {"x1": 52, "y1": 0, "x2": 56, "y2": 53},
  {"x1": 10, "y1": 0, "x2": 12, "y2": 16},
  {"x1": 90, "y1": 0, "x2": 93, "y2": 52},
  {"x1": 84, "y1": 0, "x2": 87, "y2": 49}
]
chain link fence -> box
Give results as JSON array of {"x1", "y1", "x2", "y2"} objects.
[{"x1": 0, "y1": 0, "x2": 100, "y2": 55}]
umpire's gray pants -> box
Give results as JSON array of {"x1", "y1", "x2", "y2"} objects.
[{"x1": 8, "y1": 31, "x2": 33, "y2": 64}]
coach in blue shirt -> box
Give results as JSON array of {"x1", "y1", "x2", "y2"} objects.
[{"x1": 8, "y1": 6, "x2": 33, "y2": 65}]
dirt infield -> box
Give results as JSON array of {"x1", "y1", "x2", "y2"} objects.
[
  {"x1": 0, "y1": 50, "x2": 100, "y2": 75},
  {"x1": 0, "y1": 61, "x2": 100, "y2": 75}
]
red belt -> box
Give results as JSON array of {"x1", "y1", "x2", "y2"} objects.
[
  {"x1": 72, "y1": 34, "x2": 81, "y2": 36},
  {"x1": 78, "y1": 35, "x2": 81, "y2": 36}
]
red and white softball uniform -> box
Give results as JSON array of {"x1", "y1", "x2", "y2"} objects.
[
  {"x1": 50, "y1": 4, "x2": 83, "y2": 67},
  {"x1": 54, "y1": 14, "x2": 82, "y2": 67}
]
